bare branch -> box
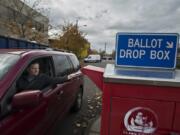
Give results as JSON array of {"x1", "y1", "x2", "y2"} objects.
[{"x1": 2, "y1": 0, "x2": 49, "y2": 43}]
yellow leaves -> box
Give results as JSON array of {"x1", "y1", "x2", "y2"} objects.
[
  {"x1": 79, "y1": 43, "x2": 90, "y2": 58},
  {"x1": 50, "y1": 23, "x2": 90, "y2": 59}
]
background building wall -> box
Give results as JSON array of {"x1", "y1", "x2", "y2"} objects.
[{"x1": 0, "y1": 0, "x2": 49, "y2": 44}]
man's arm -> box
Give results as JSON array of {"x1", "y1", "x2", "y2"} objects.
[
  {"x1": 16, "y1": 77, "x2": 28, "y2": 92},
  {"x1": 42, "y1": 74, "x2": 69, "y2": 86}
]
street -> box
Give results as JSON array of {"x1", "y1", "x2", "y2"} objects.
[{"x1": 52, "y1": 60, "x2": 114, "y2": 135}]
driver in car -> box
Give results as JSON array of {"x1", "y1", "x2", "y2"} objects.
[{"x1": 16, "y1": 61, "x2": 72, "y2": 92}]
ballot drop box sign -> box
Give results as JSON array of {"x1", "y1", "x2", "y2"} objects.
[{"x1": 115, "y1": 33, "x2": 179, "y2": 69}]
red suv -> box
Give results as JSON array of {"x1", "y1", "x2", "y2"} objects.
[{"x1": 0, "y1": 49, "x2": 83, "y2": 135}]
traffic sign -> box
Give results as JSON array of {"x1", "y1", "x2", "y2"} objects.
[{"x1": 115, "y1": 33, "x2": 179, "y2": 69}]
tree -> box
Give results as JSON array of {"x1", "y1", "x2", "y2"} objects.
[
  {"x1": 0, "y1": 0, "x2": 49, "y2": 43},
  {"x1": 89, "y1": 49, "x2": 99, "y2": 54},
  {"x1": 80, "y1": 43, "x2": 90, "y2": 58},
  {"x1": 98, "y1": 49, "x2": 106, "y2": 58},
  {"x1": 50, "y1": 22, "x2": 90, "y2": 59}
]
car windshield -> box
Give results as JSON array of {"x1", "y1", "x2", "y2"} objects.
[{"x1": 0, "y1": 54, "x2": 20, "y2": 80}]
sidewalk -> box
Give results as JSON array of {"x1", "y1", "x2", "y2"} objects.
[{"x1": 88, "y1": 116, "x2": 101, "y2": 135}]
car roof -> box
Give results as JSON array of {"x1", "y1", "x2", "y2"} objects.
[{"x1": 0, "y1": 49, "x2": 74, "y2": 57}]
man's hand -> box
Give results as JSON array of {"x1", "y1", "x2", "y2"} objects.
[
  {"x1": 67, "y1": 72, "x2": 81, "y2": 80},
  {"x1": 67, "y1": 74, "x2": 73, "y2": 80}
]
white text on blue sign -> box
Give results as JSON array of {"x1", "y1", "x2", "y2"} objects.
[
  {"x1": 119, "y1": 38, "x2": 172, "y2": 60},
  {"x1": 116, "y1": 33, "x2": 178, "y2": 69}
]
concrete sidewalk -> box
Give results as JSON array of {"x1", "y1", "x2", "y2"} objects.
[{"x1": 88, "y1": 116, "x2": 101, "y2": 135}]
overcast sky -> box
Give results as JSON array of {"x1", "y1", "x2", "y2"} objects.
[{"x1": 39, "y1": 0, "x2": 180, "y2": 53}]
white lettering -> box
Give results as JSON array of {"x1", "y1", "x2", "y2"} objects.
[
  {"x1": 119, "y1": 49, "x2": 126, "y2": 58},
  {"x1": 139, "y1": 50, "x2": 146, "y2": 58},
  {"x1": 133, "y1": 50, "x2": 139, "y2": 59},
  {"x1": 134, "y1": 39, "x2": 140, "y2": 48},
  {"x1": 145, "y1": 39, "x2": 151, "y2": 48},
  {"x1": 164, "y1": 51, "x2": 170, "y2": 60},
  {"x1": 126, "y1": 49, "x2": 132, "y2": 58},
  {"x1": 157, "y1": 39, "x2": 163, "y2": 48},
  {"x1": 128, "y1": 39, "x2": 134, "y2": 47},
  {"x1": 150, "y1": 50, "x2": 156, "y2": 59},
  {"x1": 151, "y1": 39, "x2": 158, "y2": 48},
  {"x1": 157, "y1": 51, "x2": 164, "y2": 60},
  {"x1": 127, "y1": 38, "x2": 163, "y2": 49},
  {"x1": 119, "y1": 49, "x2": 146, "y2": 59},
  {"x1": 150, "y1": 50, "x2": 170, "y2": 60}
]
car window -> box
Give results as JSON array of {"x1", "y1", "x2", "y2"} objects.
[
  {"x1": 16, "y1": 56, "x2": 55, "y2": 92},
  {"x1": 53, "y1": 55, "x2": 73, "y2": 76},
  {"x1": 0, "y1": 54, "x2": 20, "y2": 80},
  {"x1": 69, "y1": 55, "x2": 80, "y2": 71}
]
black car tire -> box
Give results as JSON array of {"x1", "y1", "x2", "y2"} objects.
[{"x1": 71, "y1": 88, "x2": 83, "y2": 112}]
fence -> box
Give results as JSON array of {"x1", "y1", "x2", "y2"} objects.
[{"x1": 0, "y1": 35, "x2": 49, "y2": 49}]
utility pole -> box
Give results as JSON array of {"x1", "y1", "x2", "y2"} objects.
[
  {"x1": 76, "y1": 19, "x2": 79, "y2": 28},
  {"x1": 104, "y1": 42, "x2": 107, "y2": 54}
]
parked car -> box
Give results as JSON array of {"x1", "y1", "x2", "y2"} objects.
[
  {"x1": 84, "y1": 54, "x2": 101, "y2": 63},
  {"x1": 0, "y1": 49, "x2": 83, "y2": 135}
]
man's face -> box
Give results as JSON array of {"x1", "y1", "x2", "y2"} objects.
[{"x1": 28, "y1": 63, "x2": 40, "y2": 76}]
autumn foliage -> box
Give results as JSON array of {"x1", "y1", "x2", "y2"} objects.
[
  {"x1": 50, "y1": 23, "x2": 90, "y2": 59},
  {"x1": 0, "y1": 0, "x2": 48, "y2": 44}
]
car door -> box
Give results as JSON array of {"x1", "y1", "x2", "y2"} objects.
[
  {"x1": 0, "y1": 66, "x2": 48, "y2": 135},
  {"x1": 32, "y1": 56, "x2": 66, "y2": 133},
  {"x1": 0, "y1": 92, "x2": 48, "y2": 135},
  {"x1": 68, "y1": 55, "x2": 82, "y2": 101},
  {"x1": 52, "y1": 54, "x2": 75, "y2": 114},
  {"x1": 0, "y1": 56, "x2": 63, "y2": 135}
]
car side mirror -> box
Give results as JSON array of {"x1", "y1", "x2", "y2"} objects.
[{"x1": 12, "y1": 90, "x2": 43, "y2": 109}]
